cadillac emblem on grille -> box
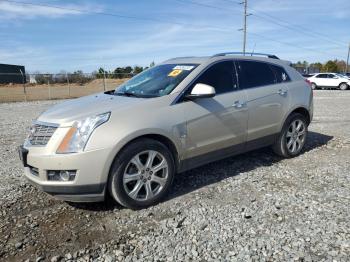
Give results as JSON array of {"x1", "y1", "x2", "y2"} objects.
[{"x1": 28, "y1": 123, "x2": 58, "y2": 146}]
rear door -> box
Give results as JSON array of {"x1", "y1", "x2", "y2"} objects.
[
  {"x1": 183, "y1": 60, "x2": 248, "y2": 161},
  {"x1": 236, "y1": 60, "x2": 291, "y2": 147}
]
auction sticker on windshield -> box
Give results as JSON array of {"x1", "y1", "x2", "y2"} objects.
[
  {"x1": 168, "y1": 65, "x2": 195, "y2": 77},
  {"x1": 168, "y1": 69, "x2": 183, "y2": 77},
  {"x1": 173, "y1": 65, "x2": 194, "y2": 71}
]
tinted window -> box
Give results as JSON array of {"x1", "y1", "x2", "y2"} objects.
[
  {"x1": 327, "y1": 74, "x2": 336, "y2": 78},
  {"x1": 316, "y1": 74, "x2": 328, "y2": 78},
  {"x1": 193, "y1": 61, "x2": 237, "y2": 94},
  {"x1": 238, "y1": 61, "x2": 276, "y2": 89},
  {"x1": 270, "y1": 65, "x2": 291, "y2": 83}
]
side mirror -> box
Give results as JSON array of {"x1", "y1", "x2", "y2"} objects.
[{"x1": 185, "y1": 83, "x2": 216, "y2": 100}]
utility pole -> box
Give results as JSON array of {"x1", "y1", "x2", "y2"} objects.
[
  {"x1": 240, "y1": 0, "x2": 250, "y2": 55},
  {"x1": 345, "y1": 42, "x2": 350, "y2": 74},
  {"x1": 243, "y1": 0, "x2": 247, "y2": 55}
]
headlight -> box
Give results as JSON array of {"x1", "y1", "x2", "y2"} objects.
[{"x1": 57, "y1": 112, "x2": 110, "y2": 153}]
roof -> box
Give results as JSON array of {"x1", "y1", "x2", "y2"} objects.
[{"x1": 163, "y1": 54, "x2": 290, "y2": 68}]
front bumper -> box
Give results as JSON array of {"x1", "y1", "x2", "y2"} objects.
[
  {"x1": 20, "y1": 145, "x2": 114, "y2": 202},
  {"x1": 25, "y1": 176, "x2": 105, "y2": 202}
]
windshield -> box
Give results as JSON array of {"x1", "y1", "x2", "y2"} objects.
[{"x1": 114, "y1": 64, "x2": 198, "y2": 98}]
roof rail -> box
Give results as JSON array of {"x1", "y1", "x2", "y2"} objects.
[
  {"x1": 170, "y1": 56, "x2": 197, "y2": 59},
  {"x1": 213, "y1": 52, "x2": 279, "y2": 59}
]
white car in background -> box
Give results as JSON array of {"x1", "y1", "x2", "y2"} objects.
[{"x1": 307, "y1": 73, "x2": 350, "y2": 90}]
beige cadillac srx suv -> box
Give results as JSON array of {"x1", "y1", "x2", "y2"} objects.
[{"x1": 19, "y1": 52, "x2": 313, "y2": 209}]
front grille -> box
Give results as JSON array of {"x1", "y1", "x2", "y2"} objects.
[{"x1": 28, "y1": 124, "x2": 57, "y2": 146}]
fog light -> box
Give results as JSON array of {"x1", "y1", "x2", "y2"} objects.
[
  {"x1": 60, "y1": 171, "x2": 71, "y2": 181},
  {"x1": 47, "y1": 170, "x2": 76, "y2": 181}
]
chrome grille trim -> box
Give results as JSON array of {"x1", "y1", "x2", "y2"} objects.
[{"x1": 28, "y1": 122, "x2": 58, "y2": 146}]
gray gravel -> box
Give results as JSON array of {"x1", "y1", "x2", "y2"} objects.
[{"x1": 0, "y1": 91, "x2": 349, "y2": 262}]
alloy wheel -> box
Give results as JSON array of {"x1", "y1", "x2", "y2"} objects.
[
  {"x1": 340, "y1": 83, "x2": 348, "y2": 90},
  {"x1": 285, "y1": 119, "x2": 306, "y2": 154},
  {"x1": 122, "y1": 150, "x2": 169, "y2": 201}
]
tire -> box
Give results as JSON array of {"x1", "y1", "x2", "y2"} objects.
[
  {"x1": 339, "y1": 83, "x2": 348, "y2": 91},
  {"x1": 311, "y1": 83, "x2": 317, "y2": 90},
  {"x1": 108, "y1": 138, "x2": 175, "y2": 209},
  {"x1": 273, "y1": 113, "x2": 308, "y2": 158}
]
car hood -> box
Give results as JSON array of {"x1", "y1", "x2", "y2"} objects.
[{"x1": 37, "y1": 92, "x2": 146, "y2": 126}]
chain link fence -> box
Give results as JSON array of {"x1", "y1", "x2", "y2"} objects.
[{"x1": 0, "y1": 72, "x2": 133, "y2": 103}]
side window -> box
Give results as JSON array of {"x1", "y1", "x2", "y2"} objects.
[
  {"x1": 316, "y1": 74, "x2": 327, "y2": 78},
  {"x1": 238, "y1": 61, "x2": 276, "y2": 89},
  {"x1": 269, "y1": 65, "x2": 291, "y2": 83},
  {"x1": 327, "y1": 74, "x2": 336, "y2": 78},
  {"x1": 193, "y1": 61, "x2": 237, "y2": 94}
]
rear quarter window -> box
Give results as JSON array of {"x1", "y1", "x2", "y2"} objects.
[{"x1": 269, "y1": 64, "x2": 291, "y2": 83}]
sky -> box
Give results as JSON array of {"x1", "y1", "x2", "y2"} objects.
[{"x1": 0, "y1": 0, "x2": 349, "y2": 73}]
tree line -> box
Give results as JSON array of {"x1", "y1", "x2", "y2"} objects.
[
  {"x1": 30, "y1": 59, "x2": 348, "y2": 85},
  {"x1": 33, "y1": 62, "x2": 155, "y2": 84},
  {"x1": 292, "y1": 59, "x2": 348, "y2": 73}
]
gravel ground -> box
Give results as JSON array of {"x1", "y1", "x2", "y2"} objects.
[{"x1": 0, "y1": 91, "x2": 349, "y2": 262}]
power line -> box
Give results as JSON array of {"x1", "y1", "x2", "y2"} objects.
[
  {"x1": 1, "y1": 0, "x2": 344, "y2": 61},
  {"x1": 248, "y1": 10, "x2": 347, "y2": 48},
  {"x1": 2, "y1": 0, "x2": 231, "y2": 32},
  {"x1": 176, "y1": 0, "x2": 347, "y2": 48},
  {"x1": 248, "y1": 32, "x2": 334, "y2": 57},
  {"x1": 223, "y1": 0, "x2": 348, "y2": 47},
  {"x1": 174, "y1": 0, "x2": 240, "y2": 13},
  {"x1": 7, "y1": 0, "x2": 345, "y2": 50}
]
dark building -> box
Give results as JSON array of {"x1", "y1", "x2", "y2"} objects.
[{"x1": 0, "y1": 63, "x2": 26, "y2": 84}]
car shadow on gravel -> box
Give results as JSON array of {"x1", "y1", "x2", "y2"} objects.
[
  {"x1": 69, "y1": 131, "x2": 333, "y2": 210},
  {"x1": 168, "y1": 131, "x2": 333, "y2": 200},
  {"x1": 67, "y1": 196, "x2": 119, "y2": 211}
]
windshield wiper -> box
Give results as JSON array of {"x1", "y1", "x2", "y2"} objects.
[
  {"x1": 115, "y1": 91, "x2": 141, "y2": 98},
  {"x1": 115, "y1": 91, "x2": 159, "y2": 98}
]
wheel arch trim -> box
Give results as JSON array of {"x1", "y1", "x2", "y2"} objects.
[
  {"x1": 104, "y1": 130, "x2": 182, "y2": 183},
  {"x1": 279, "y1": 105, "x2": 311, "y2": 132}
]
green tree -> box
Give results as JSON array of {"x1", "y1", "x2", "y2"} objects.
[
  {"x1": 35, "y1": 74, "x2": 53, "y2": 85},
  {"x1": 96, "y1": 67, "x2": 106, "y2": 79},
  {"x1": 335, "y1": 60, "x2": 346, "y2": 72},
  {"x1": 322, "y1": 60, "x2": 338, "y2": 72},
  {"x1": 302, "y1": 60, "x2": 309, "y2": 68},
  {"x1": 309, "y1": 62, "x2": 323, "y2": 73},
  {"x1": 133, "y1": 66, "x2": 144, "y2": 74},
  {"x1": 70, "y1": 70, "x2": 90, "y2": 84}
]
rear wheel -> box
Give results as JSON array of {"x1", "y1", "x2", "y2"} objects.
[
  {"x1": 311, "y1": 82, "x2": 317, "y2": 90},
  {"x1": 273, "y1": 113, "x2": 308, "y2": 158},
  {"x1": 108, "y1": 138, "x2": 175, "y2": 209},
  {"x1": 339, "y1": 83, "x2": 348, "y2": 90}
]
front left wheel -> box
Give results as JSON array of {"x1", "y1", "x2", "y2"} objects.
[{"x1": 108, "y1": 138, "x2": 175, "y2": 209}]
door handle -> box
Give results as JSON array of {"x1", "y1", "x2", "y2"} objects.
[
  {"x1": 278, "y1": 89, "x2": 287, "y2": 96},
  {"x1": 233, "y1": 100, "x2": 246, "y2": 108}
]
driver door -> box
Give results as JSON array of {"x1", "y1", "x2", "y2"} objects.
[{"x1": 183, "y1": 61, "x2": 248, "y2": 166}]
